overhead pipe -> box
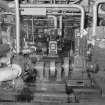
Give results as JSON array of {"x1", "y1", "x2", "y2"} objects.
[
  {"x1": 0, "y1": 64, "x2": 22, "y2": 82},
  {"x1": 93, "y1": 0, "x2": 105, "y2": 37},
  {"x1": 20, "y1": 4, "x2": 85, "y2": 37}
]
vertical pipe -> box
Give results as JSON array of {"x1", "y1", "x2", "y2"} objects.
[
  {"x1": 50, "y1": 0, "x2": 53, "y2": 4},
  {"x1": 50, "y1": 60, "x2": 56, "y2": 76},
  {"x1": 53, "y1": 0, "x2": 56, "y2": 4},
  {"x1": 93, "y1": 3, "x2": 98, "y2": 37},
  {"x1": 32, "y1": 17, "x2": 34, "y2": 43},
  {"x1": 80, "y1": 7, "x2": 85, "y2": 38},
  {"x1": 59, "y1": 15, "x2": 62, "y2": 36},
  {"x1": 15, "y1": 0, "x2": 20, "y2": 54},
  {"x1": 27, "y1": 23, "x2": 29, "y2": 39},
  {"x1": 59, "y1": 15, "x2": 62, "y2": 29}
]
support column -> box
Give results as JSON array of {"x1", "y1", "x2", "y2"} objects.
[{"x1": 15, "y1": 0, "x2": 20, "y2": 54}]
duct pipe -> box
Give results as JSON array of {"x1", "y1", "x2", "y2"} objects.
[
  {"x1": 48, "y1": 15, "x2": 57, "y2": 29},
  {"x1": 15, "y1": 0, "x2": 20, "y2": 54},
  {"x1": 0, "y1": 64, "x2": 22, "y2": 82},
  {"x1": 93, "y1": 0, "x2": 105, "y2": 37},
  {"x1": 20, "y1": 4, "x2": 85, "y2": 37}
]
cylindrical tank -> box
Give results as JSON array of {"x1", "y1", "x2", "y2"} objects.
[{"x1": 0, "y1": 64, "x2": 22, "y2": 82}]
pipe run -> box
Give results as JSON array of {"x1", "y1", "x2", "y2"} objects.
[
  {"x1": 92, "y1": 0, "x2": 105, "y2": 37},
  {"x1": 20, "y1": 4, "x2": 85, "y2": 36}
]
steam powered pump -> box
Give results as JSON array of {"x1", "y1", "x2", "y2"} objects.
[
  {"x1": 0, "y1": 14, "x2": 86, "y2": 91},
  {"x1": 0, "y1": 0, "x2": 89, "y2": 91}
]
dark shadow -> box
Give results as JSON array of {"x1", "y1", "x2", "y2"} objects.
[
  {"x1": 16, "y1": 86, "x2": 34, "y2": 102},
  {"x1": 23, "y1": 68, "x2": 37, "y2": 83},
  {"x1": 64, "y1": 81, "x2": 79, "y2": 103}
]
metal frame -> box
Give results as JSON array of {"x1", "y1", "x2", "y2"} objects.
[{"x1": 15, "y1": 1, "x2": 85, "y2": 53}]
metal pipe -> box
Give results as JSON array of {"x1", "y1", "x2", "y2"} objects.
[
  {"x1": 93, "y1": 0, "x2": 105, "y2": 37},
  {"x1": 59, "y1": 15, "x2": 62, "y2": 29},
  {"x1": 20, "y1": 4, "x2": 85, "y2": 36},
  {"x1": 0, "y1": 64, "x2": 22, "y2": 82},
  {"x1": 32, "y1": 17, "x2": 34, "y2": 43},
  {"x1": 15, "y1": 0, "x2": 20, "y2": 54}
]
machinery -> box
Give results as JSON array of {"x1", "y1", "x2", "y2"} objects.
[
  {"x1": 0, "y1": 0, "x2": 105, "y2": 102},
  {"x1": 0, "y1": 0, "x2": 88, "y2": 86}
]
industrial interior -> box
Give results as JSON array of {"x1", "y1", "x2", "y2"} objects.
[{"x1": 0, "y1": 0, "x2": 105, "y2": 104}]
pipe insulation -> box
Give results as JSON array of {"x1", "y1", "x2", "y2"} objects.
[{"x1": 0, "y1": 64, "x2": 22, "y2": 82}]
